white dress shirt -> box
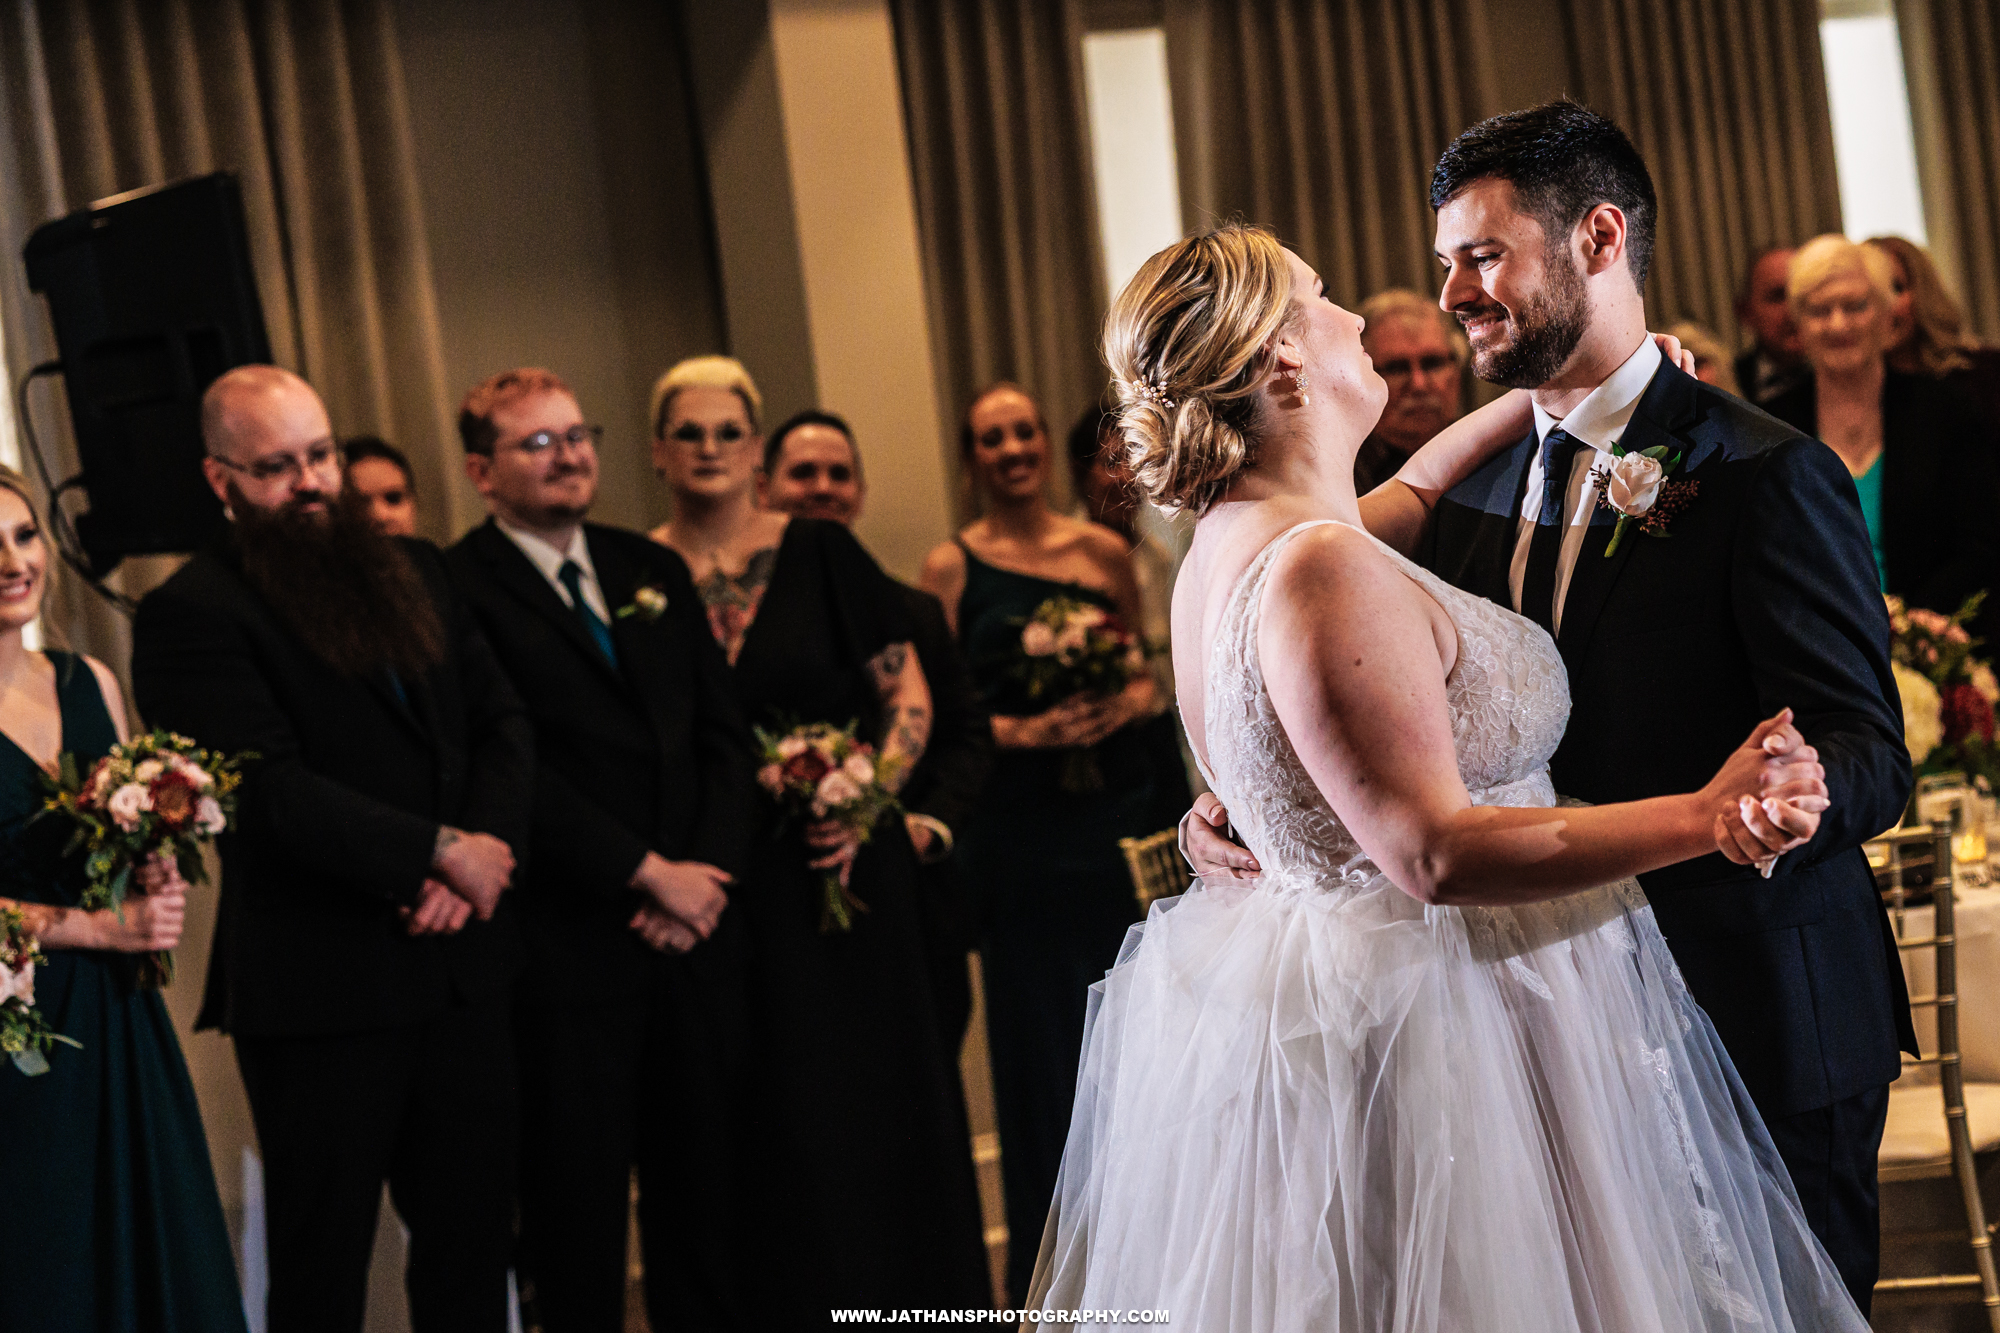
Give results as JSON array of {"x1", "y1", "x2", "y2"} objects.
[
  {"x1": 1508, "y1": 338, "x2": 1663, "y2": 636},
  {"x1": 494, "y1": 517, "x2": 613, "y2": 624}
]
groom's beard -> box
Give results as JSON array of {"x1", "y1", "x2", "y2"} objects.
[
  {"x1": 232, "y1": 483, "x2": 446, "y2": 679},
  {"x1": 1459, "y1": 245, "x2": 1590, "y2": 389}
]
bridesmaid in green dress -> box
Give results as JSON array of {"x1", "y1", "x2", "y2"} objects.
[{"x1": 0, "y1": 467, "x2": 246, "y2": 1331}]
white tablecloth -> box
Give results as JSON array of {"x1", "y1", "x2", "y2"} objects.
[{"x1": 1892, "y1": 888, "x2": 2000, "y2": 1083}]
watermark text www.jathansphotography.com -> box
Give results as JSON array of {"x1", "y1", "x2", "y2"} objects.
[{"x1": 828, "y1": 1309, "x2": 1170, "y2": 1325}]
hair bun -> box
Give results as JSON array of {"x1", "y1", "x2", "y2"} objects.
[{"x1": 1102, "y1": 224, "x2": 1295, "y2": 516}]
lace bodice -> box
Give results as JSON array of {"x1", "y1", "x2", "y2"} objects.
[{"x1": 1196, "y1": 520, "x2": 1571, "y2": 885}]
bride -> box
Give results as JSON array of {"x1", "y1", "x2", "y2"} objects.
[{"x1": 1024, "y1": 225, "x2": 1866, "y2": 1330}]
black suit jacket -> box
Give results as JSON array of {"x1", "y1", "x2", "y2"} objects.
[
  {"x1": 1424, "y1": 361, "x2": 1917, "y2": 1118},
  {"x1": 131, "y1": 538, "x2": 533, "y2": 1037},
  {"x1": 1765, "y1": 371, "x2": 2000, "y2": 646},
  {"x1": 446, "y1": 520, "x2": 758, "y2": 1005}
]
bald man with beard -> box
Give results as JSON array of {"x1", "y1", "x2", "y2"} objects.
[{"x1": 132, "y1": 366, "x2": 533, "y2": 1333}]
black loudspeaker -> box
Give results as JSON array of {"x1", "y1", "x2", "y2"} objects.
[{"x1": 23, "y1": 173, "x2": 271, "y2": 572}]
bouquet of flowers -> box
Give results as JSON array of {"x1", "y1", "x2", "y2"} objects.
[
  {"x1": 755, "y1": 721, "x2": 906, "y2": 932},
  {"x1": 0, "y1": 905, "x2": 76, "y2": 1076},
  {"x1": 1888, "y1": 593, "x2": 2000, "y2": 788},
  {"x1": 41, "y1": 731, "x2": 249, "y2": 987},
  {"x1": 1011, "y1": 595, "x2": 1149, "y2": 791}
]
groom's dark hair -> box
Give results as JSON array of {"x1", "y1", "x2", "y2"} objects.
[{"x1": 1430, "y1": 99, "x2": 1657, "y2": 288}]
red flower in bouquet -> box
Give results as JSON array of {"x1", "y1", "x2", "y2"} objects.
[{"x1": 1943, "y1": 682, "x2": 1998, "y2": 746}]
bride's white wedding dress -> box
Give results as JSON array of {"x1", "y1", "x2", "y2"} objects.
[{"x1": 1026, "y1": 520, "x2": 1866, "y2": 1331}]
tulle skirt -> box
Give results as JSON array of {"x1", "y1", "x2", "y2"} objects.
[{"x1": 1025, "y1": 857, "x2": 1868, "y2": 1332}]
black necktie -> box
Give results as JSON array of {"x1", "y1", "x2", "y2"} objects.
[
  {"x1": 1521, "y1": 428, "x2": 1587, "y2": 636},
  {"x1": 558, "y1": 560, "x2": 619, "y2": 667}
]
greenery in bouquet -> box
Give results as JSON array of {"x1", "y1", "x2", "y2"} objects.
[
  {"x1": 754, "y1": 720, "x2": 906, "y2": 932},
  {"x1": 1888, "y1": 592, "x2": 2000, "y2": 790},
  {"x1": 40, "y1": 731, "x2": 250, "y2": 987},
  {"x1": 0, "y1": 904, "x2": 78, "y2": 1076}
]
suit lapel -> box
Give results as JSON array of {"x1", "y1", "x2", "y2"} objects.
[
  {"x1": 474, "y1": 521, "x2": 626, "y2": 691},
  {"x1": 1553, "y1": 363, "x2": 1702, "y2": 676}
]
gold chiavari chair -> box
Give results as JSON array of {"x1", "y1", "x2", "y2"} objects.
[
  {"x1": 1875, "y1": 821, "x2": 2000, "y2": 1328},
  {"x1": 1119, "y1": 828, "x2": 1193, "y2": 913}
]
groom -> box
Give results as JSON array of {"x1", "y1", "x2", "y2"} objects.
[{"x1": 1186, "y1": 101, "x2": 1915, "y2": 1310}]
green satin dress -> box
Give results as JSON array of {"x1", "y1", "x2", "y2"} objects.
[{"x1": 0, "y1": 652, "x2": 245, "y2": 1332}]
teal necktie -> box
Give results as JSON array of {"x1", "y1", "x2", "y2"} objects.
[{"x1": 558, "y1": 560, "x2": 619, "y2": 667}]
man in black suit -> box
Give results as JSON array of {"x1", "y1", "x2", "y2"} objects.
[
  {"x1": 758, "y1": 408, "x2": 993, "y2": 1063},
  {"x1": 445, "y1": 368, "x2": 758, "y2": 1333},
  {"x1": 131, "y1": 365, "x2": 531, "y2": 1333},
  {"x1": 1187, "y1": 102, "x2": 1915, "y2": 1312}
]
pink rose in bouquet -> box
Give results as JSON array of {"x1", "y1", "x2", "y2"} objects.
[
  {"x1": 754, "y1": 720, "x2": 906, "y2": 931},
  {"x1": 41, "y1": 731, "x2": 251, "y2": 988}
]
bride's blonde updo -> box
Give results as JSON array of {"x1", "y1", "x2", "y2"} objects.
[{"x1": 1103, "y1": 223, "x2": 1296, "y2": 516}]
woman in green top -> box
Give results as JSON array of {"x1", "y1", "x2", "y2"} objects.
[
  {"x1": 0, "y1": 466, "x2": 246, "y2": 1332},
  {"x1": 1767, "y1": 234, "x2": 2000, "y2": 644}
]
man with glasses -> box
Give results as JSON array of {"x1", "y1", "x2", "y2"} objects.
[
  {"x1": 1354, "y1": 287, "x2": 1472, "y2": 492},
  {"x1": 131, "y1": 364, "x2": 532, "y2": 1332},
  {"x1": 446, "y1": 368, "x2": 757, "y2": 1332}
]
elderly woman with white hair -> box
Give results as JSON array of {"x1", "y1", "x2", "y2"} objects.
[{"x1": 1766, "y1": 235, "x2": 2000, "y2": 644}]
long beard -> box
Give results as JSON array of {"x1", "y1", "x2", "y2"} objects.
[
  {"x1": 233, "y1": 487, "x2": 446, "y2": 679},
  {"x1": 1467, "y1": 245, "x2": 1590, "y2": 389}
]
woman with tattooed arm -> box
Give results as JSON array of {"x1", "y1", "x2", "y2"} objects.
[{"x1": 647, "y1": 357, "x2": 988, "y2": 1319}]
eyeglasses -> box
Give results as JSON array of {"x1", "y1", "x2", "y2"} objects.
[
  {"x1": 1375, "y1": 354, "x2": 1458, "y2": 383},
  {"x1": 210, "y1": 439, "x2": 343, "y2": 485},
  {"x1": 503, "y1": 424, "x2": 603, "y2": 456}
]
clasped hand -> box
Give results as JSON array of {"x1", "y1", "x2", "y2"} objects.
[
  {"x1": 1181, "y1": 707, "x2": 1829, "y2": 881},
  {"x1": 403, "y1": 828, "x2": 515, "y2": 937},
  {"x1": 93, "y1": 852, "x2": 189, "y2": 953},
  {"x1": 627, "y1": 852, "x2": 732, "y2": 955}
]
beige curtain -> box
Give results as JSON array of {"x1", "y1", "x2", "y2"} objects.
[
  {"x1": 0, "y1": 0, "x2": 462, "y2": 662},
  {"x1": 893, "y1": 0, "x2": 1104, "y2": 514},
  {"x1": 1561, "y1": 0, "x2": 1843, "y2": 346},
  {"x1": 1897, "y1": 0, "x2": 2000, "y2": 343},
  {"x1": 1162, "y1": 0, "x2": 1499, "y2": 308}
]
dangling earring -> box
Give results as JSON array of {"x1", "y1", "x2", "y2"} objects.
[{"x1": 1293, "y1": 367, "x2": 1311, "y2": 407}]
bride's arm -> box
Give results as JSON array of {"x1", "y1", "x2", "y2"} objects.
[
  {"x1": 1357, "y1": 391, "x2": 1533, "y2": 556},
  {"x1": 1258, "y1": 528, "x2": 1820, "y2": 906}
]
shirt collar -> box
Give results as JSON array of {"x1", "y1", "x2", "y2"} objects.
[
  {"x1": 493, "y1": 515, "x2": 593, "y2": 587},
  {"x1": 1530, "y1": 337, "x2": 1663, "y2": 454}
]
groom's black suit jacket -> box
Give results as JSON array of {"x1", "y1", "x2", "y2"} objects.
[
  {"x1": 445, "y1": 520, "x2": 758, "y2": 1005},
  {"x1": 1423, "y1": 361, "x2": 1918, "y2": 1119}
]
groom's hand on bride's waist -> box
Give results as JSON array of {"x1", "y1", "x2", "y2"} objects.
[{"x1": 1182, "y1": 792, "x2": 1259, "y2": 880}]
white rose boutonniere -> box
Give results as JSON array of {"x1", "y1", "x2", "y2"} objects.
[
  {"x1": 1593, "y1": 440, "x2": 1700, "y2": 556},
  {"x1": 614, "y1": 585, "x2": 669, "y2": 623}
]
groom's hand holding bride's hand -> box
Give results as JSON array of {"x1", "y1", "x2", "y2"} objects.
[{"x1": 1702, "y1": 708, "x2": 1830, "y2": 876}]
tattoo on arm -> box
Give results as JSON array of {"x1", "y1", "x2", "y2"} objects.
[
  {"x1": 432, "y1": 826, "x2": 462, "y2": 869},
  {"x1": 885, "y1": 704, "x2": 930, "y2": 790},
  {"x1": 866, "y1": 642, "x2": 911, "y2": 698}
]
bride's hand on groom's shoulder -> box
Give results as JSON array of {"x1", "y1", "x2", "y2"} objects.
[
  {"x1": 1702, "y1": 709, "x2": 1830, "y2": 874},
  {"x1": 1650, "y1": 330, "x2": 1698, "y2": 377}
]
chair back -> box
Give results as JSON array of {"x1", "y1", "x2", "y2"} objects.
[{"x1": 1119, "y1": 829, "x2": 1193, "y2": 912}]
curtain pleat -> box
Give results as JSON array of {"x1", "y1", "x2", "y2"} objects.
[
  {"x1": 1163, "y1": 0, "x2": 1498, "y2": 310},
  {"x1": 1561, "y1": 0, "x2": 1841, "y2": 345},
  {"x1": 893, "y1": 0, "x2": 1102, "y2": 514},
  {"x1": 0, "y1": 0, "x2": 462, "y2": 661},
  {"x1": 1904, "y1": 0, "x2": 2000, "y2": 342}
]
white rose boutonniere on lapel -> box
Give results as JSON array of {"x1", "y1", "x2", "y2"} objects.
[
  {"x1": 615, "y1": 585, "x2": 669, "y2": 623},
  {"x1": 1594, "y1": 440, "x2": 1700, "y2": 557}
]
